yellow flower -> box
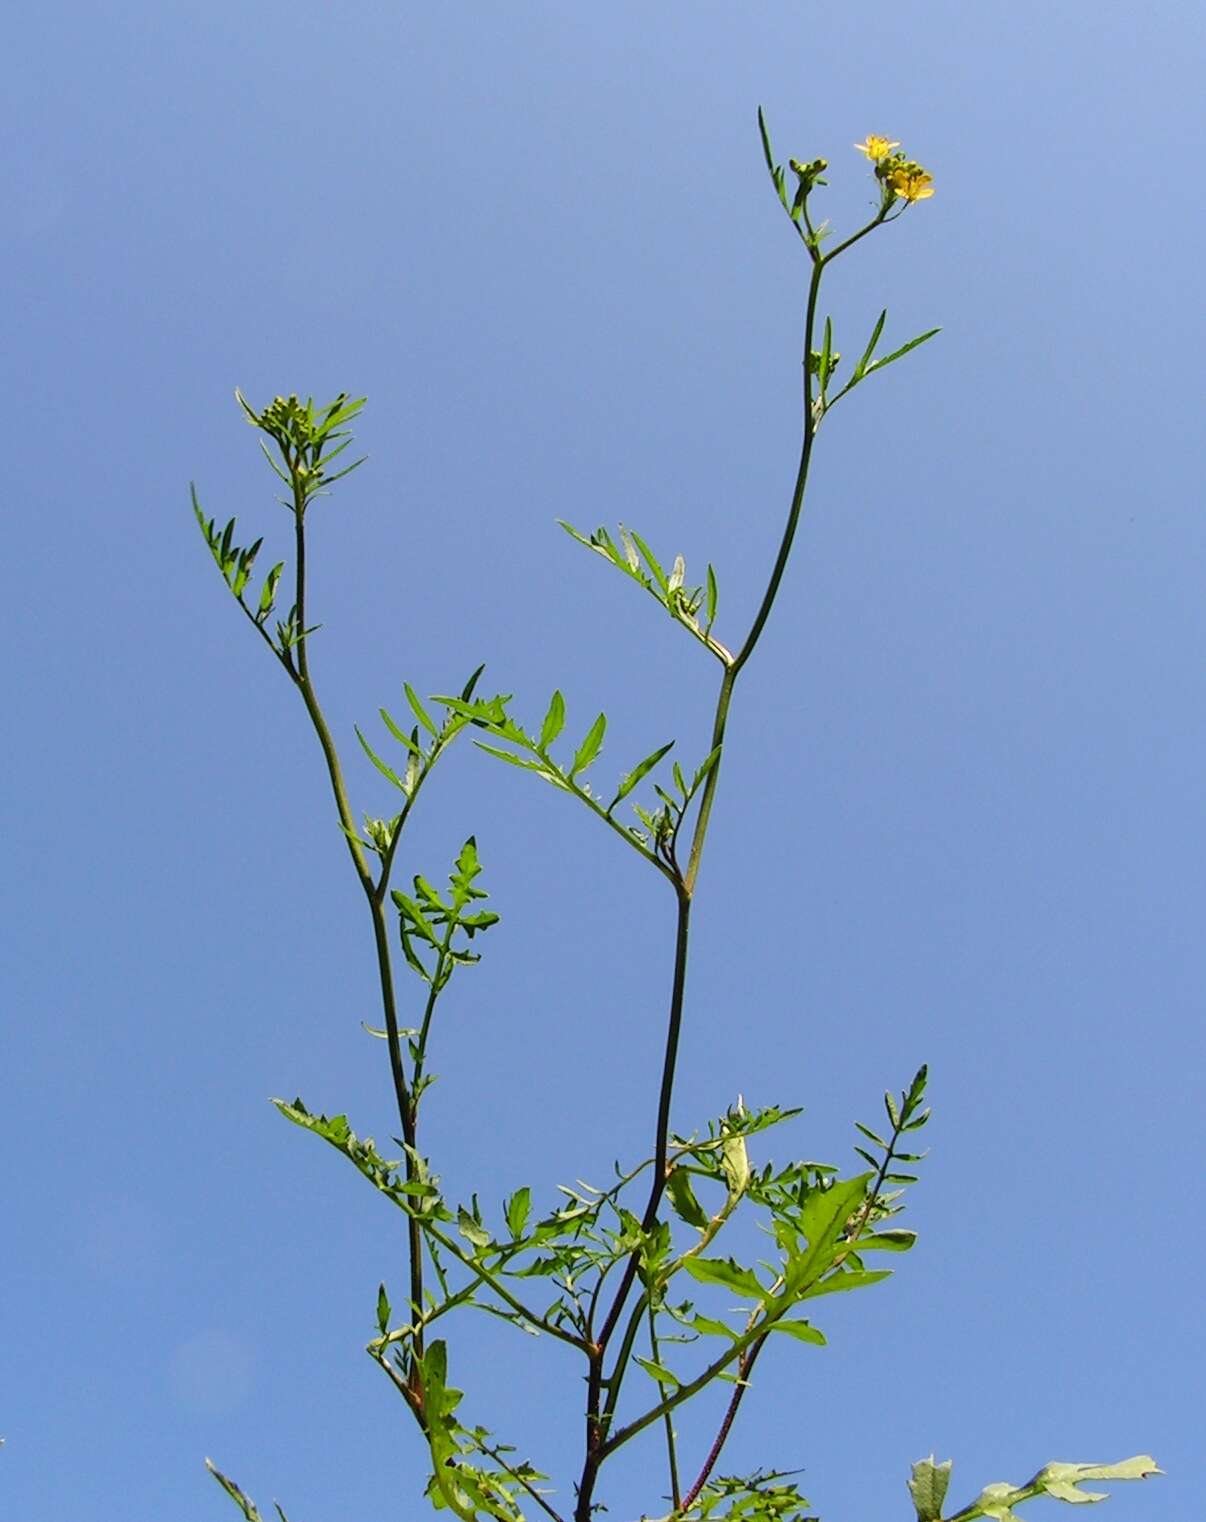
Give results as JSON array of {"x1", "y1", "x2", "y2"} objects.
[
  {"x1": 885, "y1": 163, "x2": 935, "y2": 202},
  {"x1": 854, "y1": 135, "x2": 900, "y2": 161}
]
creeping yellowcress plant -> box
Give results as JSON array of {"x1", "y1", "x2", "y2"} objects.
[{"x1": 194, "y1": 114, "x2": 1159, "y2": 1522}]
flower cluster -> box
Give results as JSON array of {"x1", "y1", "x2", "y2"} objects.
[{"x1": 855, "y1": 134, "x2": 935, "y2": 203}]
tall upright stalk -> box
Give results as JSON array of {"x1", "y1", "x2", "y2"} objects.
[{"x1": 191, "y1": 121, "x2": 1156, "y2": 1522}]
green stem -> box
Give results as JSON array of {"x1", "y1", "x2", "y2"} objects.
[
  {"x1": 478, "y1": 1442, "x2": 568, "y2": 1522},
  {"x1": 649, "y1": 1302, "x2": 682, "y2": 1511},
  {"x1": 575, "y1": 249, "x2": 837, "y2": 1518},
  {"x1": 420, "y1": 1223, "x2": 589, "y2": 1352},
  {"x1": 607, "y1": 1107, "x2": 910, "y2": 1467},
  {"x1": 683, "y1": 255, "x2": 825, "y2": 898},
  {"x1": 821, "y1": 205, "x2": 895, "y2": 265},
  {"x1": 675, "y1": 1337, "x2": 764, "y2": 1514},
  {"x1": 575, "y1": 888, "x2": 692, "y2": 1522},
  {"x1": 681, "y1": 665, "x2": 735, "y2": 897},
  {"x1": 288, "y1": 485, "x2": 426, "y2": 1356},
  {"x1": 731, "y1": 254, "x2": 824, "y2": 680},
  {"x1": 410, "y1": 941, "x2": 450, "y2": 1106},
  {"x1": 601, "y1": 1179, "x2": 740, "y2": 1433}
]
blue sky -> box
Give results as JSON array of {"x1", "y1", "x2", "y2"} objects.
[{"x1": 4, "y1": 2, "x2": 1202, "y2": 1519}]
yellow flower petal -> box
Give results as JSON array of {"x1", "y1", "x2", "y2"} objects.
[
  {"x1": 854, "y1": 135, "x2": 901, "y2": 161},
  {"x1": 886, "y1": 165, "x2": 935, "y2": 202}
]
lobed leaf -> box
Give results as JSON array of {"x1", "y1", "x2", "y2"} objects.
[
  {"x1": 681, "y1": 1255, "x2": 768, "y2": 1302},
  {"x1": 909, "y1": 1455, "x2": 953, "y2": 1522},
  {"x1": 667, "y1": 1167, "x2": 710, "y2": 1230}
]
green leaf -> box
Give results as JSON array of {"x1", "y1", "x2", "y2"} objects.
[
  {"x1": 392, "y1": 891, "x2": 439, "y2": 944},
  {"x1": 376, "y1": 1282, "x2": 391, "y2": 1335},
  {"x1": 688, "y1": 1313, "x2": 739, "y2": 1341},
  {"x1": 206, "y1": 1460, "x2": 265, "y2": 1521},
  {"x1": 976, "y1": 1484, "x2": 1025, "y2": 1522},
  {"x1": 634, "y1": 1355, "x2": 680, "y2": 1386},
  {"x1": 784, "y1": 1174, "x2": 871, "y2": 1291},
  {"x1": 505, "y1": 1186, "x2": 532, "y2": 1239},
  {"x1": 451, "y1": 835, "x2": 483, "y2": 898},
  {"x1": 691, "y1": 745, "x2": 723, "y2": 794},
  {"x1": 570, "y1": 713, "x2": 607, "y2": 778},
  {"x1": 459, "y1": 663, "x2": 487, "y2": 703},
  {"x1": 458, "y1": 1206, "x2": 493, "y2": 1251},
  {"x1": 256, "y1": 562, "x2": 284, "y2": 622},
  {"x1": 721, "y1": 1128, "x2": 751, "y2": 1198},
  {"x1": 666, "y1": 1167, "x2": 709, "y2": 1229},
  {"x1": 766, "y1": 1318, "x2": 826, "y2": 1345},
  {"x1": 558, "y1": 518, "x2": 591, "y2": 548},
  {"x1": 757, "y1": 106, "x2": 790, "y2": 212},
  {"x1": 378, "y1": 708, "x2": 425, "y2": 757},
  {"x1": 1033, "y1": 1458, "x2": 1163, "y2": 1505},
  {"x1": 315, "y1": 396, "x2": 367, "y2": 434},
  {"x1": 852, "y1": 308, "x2": 888, "y2": 383},
  {"x1": 355, "y1": 727, "x2": 407, "y2": 793},
  {"x1": 909, "y1": 1455, "x2": 953, "y2": 1522},
  {"x1": 705, "y1": 563, "x2": 719, "y2": 628},
  {"x1": 474, "y1": 743, "x2": 550, "y2": 774},
  {"x1": 801, "y1": 1267, "x2": 891, "y2": 1299},
  {"x1": 818, "y1": 316, "x2": 834, "y2": 391},
  {"x1": 857, "y1": 1229, "x2": 917, "y2": 1252},
  {"x1": 629, "y1": 530, "x2": 668, "y2": 592},
  {"x1": 539, "y1": 690, "x2": 566, "y2": 749},
  {"x1": 904, "y1": 1064, "x2": 929, "y2": 1107},
  {"x1": 681, "y1": 1255, "x2": 768, "y2": 1302},
  {"x1": 231, "y1": 538, "x2": 262, "y2": 598},
  {"x1": 403, "y1": 681, "x2": 439, "y2": 736},
  {"x1": 866, "y1": 328, "x2": 941, "y2": 377},
  {"x1": 609, "y1": 739, "x2": 675, "y2": 813}
]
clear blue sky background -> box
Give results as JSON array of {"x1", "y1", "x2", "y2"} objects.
[{"x1": 4, "y1": 3, "x2": 1202, "y2": 1520}]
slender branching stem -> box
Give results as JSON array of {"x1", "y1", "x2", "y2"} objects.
[
  {"x1": 612, "y1": 1105, "x2": 913, "y2": 1480},
  {"x1": 682, "y1": 255, "x2": 825, "y2": 899},
  {"x1": 575, "y1": 237, "x2": 871, "y2": 1511},
  {"x1": 648, "y1": 1302, "x2": 682, "y2": 1512},
  {"x1": 419, "y1": 1222, "x2": 591, "y2": 1353},
  {"x1": 287, "y1": 477, "x2": 429, "y2": 1360},
  {"x1": 478, "y1": 1442, "x2": 568, "y2": 1522},
  {"x1": 574, "y1": 886, "x2": 692, "y2": 1520},
  {"x1": 677, "y1": 1337, "x2": 765, "y2": 1513}
]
